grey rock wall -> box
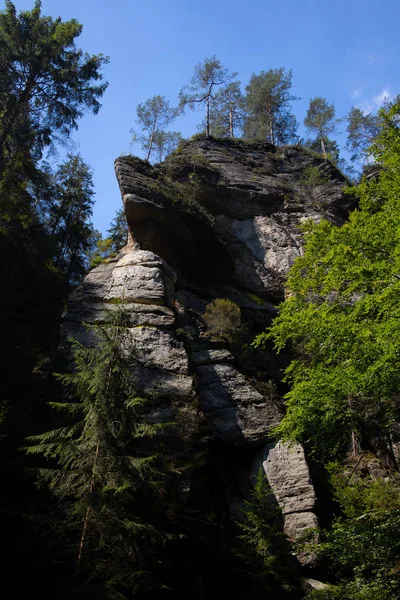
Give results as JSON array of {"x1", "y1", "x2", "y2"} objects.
[
  {"x1": 63, "y1": 139, "x2": 353, "y2": 554},
  {"x1": 253, "y1": 441, "x2": 318, "y2": 542}
]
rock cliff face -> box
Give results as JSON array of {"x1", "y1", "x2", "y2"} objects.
[{"x1": 63, "y1": 138, "x2": 353, "y2": 552}]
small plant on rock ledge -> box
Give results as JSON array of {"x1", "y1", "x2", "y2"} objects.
[
  {"x1": 299, "y1": 165, "x2": 330, "y2": 189},
  {"x1": 203, "y1": 298, "x2": 241, "y2": 344}
]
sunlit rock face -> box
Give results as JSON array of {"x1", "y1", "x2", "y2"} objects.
[{"x1": 63, "y1": 138, "x2": 352, "y2": 554}]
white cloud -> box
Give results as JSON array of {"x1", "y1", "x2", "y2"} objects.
[
  {"x1": 350, "y1": 89, "x2": 361, "y2": 99},
  {"x1": 356, "y1": 88, "x2": 393, "y2": 114},
  {"x1": 374, "y1": 89, "x2": 393, "y2": 105}
]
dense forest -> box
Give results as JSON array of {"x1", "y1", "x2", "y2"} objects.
[{"x1": 1, "y1": 1, "x2": 400, "y2": 599}]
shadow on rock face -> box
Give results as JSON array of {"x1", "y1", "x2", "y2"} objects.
[
  {"x1": 124, "y1": 193, "x2": 235, "y2": 283},
  {"x1": 196, "y1": 362, "x2": 283, "y2": 446}
]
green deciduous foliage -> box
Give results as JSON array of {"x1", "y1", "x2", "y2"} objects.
[
  {"x1": 179, "y1": 55, "x2": 236, "y2": 138},
  {"x1": 27, "y1": 309, "x2": 172, "y2": 598},
  {"x1": 328, "y1": 459, "x2": 400, "y2": 519},
  {"x1": 304, "y1": 97, "x2": 339, "y2": 158},
  {"x1": 131, "y1": 95, "x2": 179, "y2": 162},
  {"x1": 307, "y1": 470, "x2": 400, "y2": 599},
  {"x1": 255, "y1": 99, "x2": 400, "y2": 465},
  {"x1": 243, "y1": 68, "x2": 298, "y2": 145}
]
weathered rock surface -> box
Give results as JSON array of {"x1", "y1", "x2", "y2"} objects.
[
  {"x1": 191, "y1": 349, "x2": 234, "y2": 366},
  {"x1": 64, "y1": 138, "x2": 352, "y2": 549},
  {"x1": 197, "y1": 363, "x2": 282, "y2": 444},
  {"x1": 104, "y1": 250, "x2": 176, "y2": 306},
  {"x1": 252, "y1": 440, "x2": 318, "y2": 544},
  {"x1": 123, "y1": 326, "x2": 188, "y2": 374},
  {"x1": 115, "y1": 140, "x2": 353, "y2": 300},
  {"x1": 301, "y1": 578, "x2": 331, "y2": 594}
]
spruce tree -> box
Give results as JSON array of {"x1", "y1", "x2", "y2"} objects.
[
  {"x1": 236, "y1": 469, "x2": 299, "y2": 599},
  {"x1": 48, "y1": 154, "x2": 97, "y2": 286},
  {"x1": 27, "y1": 309, "x2": 172, "y2": 598}
]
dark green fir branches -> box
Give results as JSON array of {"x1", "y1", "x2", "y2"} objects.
[
  {"x1": 236, "y1": 469, "x2": 299, "y2": 599},
  {"x1": 26, "y1": 309, "x2": 172, "y2": 598}
]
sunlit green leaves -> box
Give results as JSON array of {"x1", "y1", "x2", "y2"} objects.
[{"x1": 255, "y1": 99, "x2": 400, "y2": 462}]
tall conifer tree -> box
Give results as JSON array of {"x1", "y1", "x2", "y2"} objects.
[{"x1": 27, "y1": 309, "x2": 171, "y2": 598}]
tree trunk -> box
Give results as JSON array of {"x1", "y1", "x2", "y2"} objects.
[
  {"x1": 146, "y1": 127, "x2": 155, "y2": 162},
  {"x1": 229, "y1": 106, "x2": 234, "y2": 138},
  {"x1": 76, "y1": 364, "x2": 114, "y2": 574},
  {"x1": 76, "y1": 442, "x2": 99, "y2": 574},
  {"x1": 320, "y1": 135, "x2": 327, "y2": 159},
  {"x1": 268, "y1": 108, "x2": 275, "y2": 145},
  {"x1": 206, "y1": 96, "x2": 210, "y2": 139}
]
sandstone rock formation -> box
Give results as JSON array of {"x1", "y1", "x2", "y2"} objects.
[{"x1": 62, "y1": 137, "x2": 353, "y2": 557}]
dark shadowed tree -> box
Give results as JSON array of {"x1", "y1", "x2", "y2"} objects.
[
  {"x1": 0, "y1": 5, "x2": 108, "y2": 595},
  {"x1": 236, "y1": 469, "x2": 300, "y2": 599},
  {"x1": 0, "y1": 1, "x2": 108, "y2": 173},
  {"x1": 48, "y1": 154, "x2": 96, "y2": 286},
  {"x1": 243, "y1": 68, "x2": 298, "y2": 144},
  {"x1": 107, "y1": 207, "x2": 128, "y2": 251},
  {"x1": 27, "y1": 310, "x2": 172, "y2": 598}
]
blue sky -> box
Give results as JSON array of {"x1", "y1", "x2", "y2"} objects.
[{"x1": 12, "y1": 0, "x2": 400, "y2": 233}]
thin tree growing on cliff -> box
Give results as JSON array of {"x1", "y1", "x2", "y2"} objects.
[
  {"x1": 131, "y1": 95, "x2": 179, "y2": 161},
  {"x1": 304, "y1": 97, "x2": 339, "y2": 158},
  {"x1": 243, "y1": 68, "x2": 298, "y2": 145},
  {"x1": 179, "y1": 55, "x2": 236, "y2": 138},
  {"x1": 204, "y1": 80, "x2": 245, "y2": 138},
  {"x1": 152, "y1": 130, "x2": 183, "y2": 162}
]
